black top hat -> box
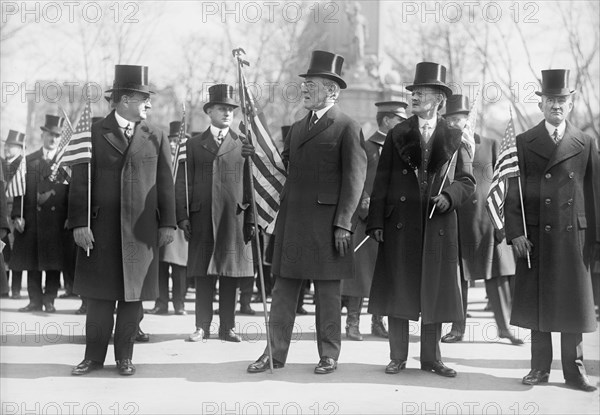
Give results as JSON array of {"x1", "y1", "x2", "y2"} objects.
[
  {"x1": 203, "y1": 84, "x2": 238, "y2": 113},
  {"x1": 299, "y1": 50, "x2": 347, "y2": 89},
  {"x1": 105, "y1": 65, "x2": 154, "y2": 95},
  {"x1": 281, "y1": 125, "x2": 291, "y2": 139},
  {"x1": 5, "y1": 130, "x2": 26, "y2": 147},
  {"x1": 444, "y1": 94, "x2": 470, "y2": 116},
  {"x1": 406, "y1": 62, "x2": 453, "y2": 97},
  {"x1": 91, "y1": 117, "x2": 104, "y2": 124},
  {"x1": 169, "y1": 121, "x2": 183, "y2": 137},
  {"x1": 535, "y1": 69, "x2": 575, "y2": 96},
  {"x1": 40, "y1": 114, "x2": 65, "y2": 135},
  {"x1": 375, "y1": 101, "x2": 408, "y2": 119}
]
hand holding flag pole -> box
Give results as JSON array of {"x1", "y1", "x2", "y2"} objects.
[{"x1": 233, "y1": 47, "x2": 274, "y2": 373}]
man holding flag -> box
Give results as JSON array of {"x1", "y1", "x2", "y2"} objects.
[{"x1": 504, "y1": 69, "x2": 599, "y2": 392}]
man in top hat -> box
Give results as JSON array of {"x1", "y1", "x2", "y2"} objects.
[
  {"x1": 367, "y1": 62, "x2": 475, "y2": 377},
  {"x1": 69, "y1": 64, "x2": 176, "y2": 376},
  {"x1": 441, "y1": 94, "x2": 522, "y2": 346},
  {"x1": 505, "y1": 69, "x2": 599, "y2": 392},
  {"x1": 146, "y1": 121, "x2": 189, "y2": 316},
  {"x1": 11, "y1": 116, "x2": 71, "y2": 313},
  {"x1": 2, "y1": 130, "x2": 26, "y2": 298},
  {"x1": 341, "y1": 100, "x2": 408, "y2": 341},
  {"x1": 248, "y1": 50, "x2": 367, "y2": 374},
  {"x1": 176, "y1": 84, "x2": 255, "y2": 343}
]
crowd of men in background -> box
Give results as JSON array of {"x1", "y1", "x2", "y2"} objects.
[{"x1": 0, "y1": 53, "x2": 598, "y2": 391}]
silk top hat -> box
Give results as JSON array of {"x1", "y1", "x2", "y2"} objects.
[
  {"x1": 535, "y1": 69, "x2": 575, "y2": 96},
  {"x1": 444, "y1": 94, "x2": 470, "y2": 116},
  {"x1": 375, "y1": 101, "x2": 408, "y2": 119},
  {"x1": 281, "y1": 125, "x2": 291, "y2": 139},
  {"x1": 299, "y1": 50, "x2": 347, "y2": 89},
  {"x1": 5, "y1": 130, "x2": 26, "y2": 147},
  {"x1": 406, "y1": 62, "x2": 453, "y2": 97},
  {"x1": 105, "y1": 65, "x2": 154, "y2": 95},
  {"x1": 91, "y1": 117, "x2": 103, "y2": 124},
  {"x1": 203, "y1": 84, "x2": 239, "y2": 113},
  {"x1": 40, "y1": 114, "x2": 65, "y2": 135},
  {"x1": 169, "y1": 121, "x2": 183, "y2": 138}
]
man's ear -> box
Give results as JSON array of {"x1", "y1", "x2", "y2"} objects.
[{"x1": 538, "y1": 102, "x2": 543, "y2": 112}]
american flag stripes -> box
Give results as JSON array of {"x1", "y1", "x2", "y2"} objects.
[
  {"x1": 6, "y1": 154, "x2": 26, "y2": 198},
  {"x1": 239, "y1": 74, "x2": 286, "y2": 233},
  {"x1": 172, "y1": 116, "x2": 187, "y2": 180},
  {"x1": 486, "y1": 115, "x2": 520, "y2": 230},
  {"x1": 59, "y1": 100, "x2": 93, "y2": 166}
]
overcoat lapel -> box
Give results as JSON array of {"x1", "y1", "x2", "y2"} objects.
[
  {"x1": 102, "y1": 112, "x2": 128, "y2": 155},
  {"x1": 297, "y1": 105, "x2": 338, "y2": 148},
  {"x1": 545, "y1": 121, "x2": 584, "y2": 171}
]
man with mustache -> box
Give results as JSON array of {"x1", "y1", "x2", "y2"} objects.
[{"x1": 505, "y1": 69, "x2": 599, "y2": 392}]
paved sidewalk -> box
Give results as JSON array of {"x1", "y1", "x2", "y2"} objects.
[{"x1": 1, "y1": 284, "x2": 598, "y2": 414}]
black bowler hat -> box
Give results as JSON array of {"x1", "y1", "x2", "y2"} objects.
[
  {"x1": 91, "y1": 117, "x2": 104, "y2": 124},
  {"x1": 281, "y1": 125, "x2": 291, "y2": 139},
  {"x1": 299, "y1": 50, "x2": 347, "y2": 89},
  {"x1": 5, "y1": 130, "x2": 26, "y2": 147},
  {"x1": 406, "y1": 62, "x2": 453, "y2": 97},
  {"x1": 535, "y1": 69, "x2": 575, "y2": 96},
  {"x1": 375, "y1": 101, "x2": 408, "y2": 119},
  {"x1": 40, "y1": 114, "x2": 65, "y2": 135},
  {"x1": 105, "y1": 65, "x2": 154, "y2": 95},
  {"x1": 203, "y1": 84, "x2": 238, "y2": 113},
  {"x1": 444, "y1": 94, "x2": 470, "y2": 116}
]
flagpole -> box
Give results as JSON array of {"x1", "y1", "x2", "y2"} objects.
[
  {"x1": 86, "y1": 161, "x2": 91, "y2": 257},
  {"x1": 517, "y1": 176, "x2": 531, "y2": 269},
  {"x1": 233, "y1": 47, "x2": 274, "y2": 373},
  {"x1": 20, "y1": 140, "x2": 25, "y2": 219},
  {"x1": 429, "y1": 152, "x2": 455, "y2": 219},
  {"x1": 354, "y1": 235, "x2": 370, "y2": 252},
  {"x1": 182, "y1": 104, "x2": 190, "y2": 212}
]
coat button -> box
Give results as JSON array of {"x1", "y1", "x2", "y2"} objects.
[
  {"x1": 566, "y1": 225, "x2": 573, "y2": 231},
  {"x1": 400, "y1": 196, "x2": 406, "y2": 202},
  {"x1": 37, "y1": 206, "x2": 41, "y2": 211},
  {"x1": 472, "y1": 199, "x2": 477, "y2": 204},
  {"x1": 544, "y1": 225, "x2": 552, "y2": 232},
  {"x1": 396, "y1": 223, "x2": 403, "y2": 230},
  {"x1": 51, "y1": 206, "x2": 56, "y2": 211},
  {"x1": 402, "y1": 169, "x2": 408, "y2": 174},
  {"x1": 544, "y1": 198, "x2": 551, "y2": 205},
  {"x1": 569, "y1": 172, "x2": 574, "y2": 179},
  {"x1": 567, "y1": 199, "x2": 573, "y2": 206},
  {"x1": 439, "y1": 229, "x2": 445, "y2": 236},
  {"x1": 545, "y1": 173, "x2": 552, "y2": 179}
]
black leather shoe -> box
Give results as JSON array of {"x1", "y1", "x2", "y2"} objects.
[
  {"x1": 219, "y1": 329, "x2": 242, "y2": 342},
  {"x1": 371, "y1": 322, "x2": 389, "y2": 338},
  {"x1": 71, "y1": 359, "x2": 103, "y2": 376},
  {"x1": 187, "y1": 328, "x2": 209, "y2": 342},
  {"x1": 174, "y1": 308, "x2": 187, "y2": 315},
  {"x1": 19, "y1": 303, "x2": 43, "y2": 312},
  {"x1": 239, "y1": 305, "x2": 256, "y2": 315},
  {"x1": 145, "y1": 306, "x2": 168, "y2": 315},
  {"x1": 385, "y1": 359, "x2": 407, "y2": 374},
  {"x1": 247, "y1": 354, "x2": 284, "y2": 373},
  {"x1": 565, "y1": 375, "x2": 597, "y2": 392},
  {"x1": 116, "y1": 359, "x2": 136, "y2": 376},
  {"x1": 315, "y1": 357, "x2": 337, "y2": 374},
  {"x1": 346, "y1": 326, "x2": 363, "y2": 341},
  {"x1": 499, "y1": 332, "x2": 524, "y2": 345},
  {"x1": 296, "y1": 306, "x2": 308, "y2": 315},
  {"x1": 44, "y1": 303, "x2": 56, "y2": 313},
  {"x1": 135, "y1": 329, "x2": 149, "y2": 342},
  {"x1": 522, "y1": 369, "x2": 549, "y2": 385},
  {"x1": 441, "y1": 333, "x2": 463, "y2": 343},
  {"x1": 421, "y1": 360, "x2": 457, "y2": 377}
]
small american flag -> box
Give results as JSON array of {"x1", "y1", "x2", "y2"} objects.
[
  {"x1": 486, "y1": 114, "x2": 520, "y2": 230},
  {"x1": 172, "y1": 116, "x2": 187, "y2": 180},
  {"x1": 6, "y1": 154, "x2": 26, "y2": 198},
  {"x1": 60, "y1": 100, "x2": 93, "y2": 166}
]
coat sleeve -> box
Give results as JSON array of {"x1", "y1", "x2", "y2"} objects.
[
  {"x1": 175, "y1": 140, "x2": 192, "y2": 224},
  {"x1": 156, "y1": 130, "x2": 176, "y2": 229},
  {"x1": 443, "y1": 142, "x2": 476, "y2": 211},
  {"x1": 584, "y1": 135, "x2": 600, "y2": 244},
  {"x1": 356, "y1": 143, "x2": 379, "y2": 220},
  {"x1": 504, "y1": 135, "x2": 527, "y2": 243},
  {"x1": 67, "y1": 162, "x2": 89, "y2": 229},
  {"x1": 243, "y1": 157, "x2": 255, "y2": 226},
  {"x1": 366, "y1": 131, "x2": 393, "y2": 232},
  {"x1": 0, "y1": 165, "x2": 9, "y2": 232},
  {"x1": 333, "y1": 122, "x2": 367, "y2": 232}
]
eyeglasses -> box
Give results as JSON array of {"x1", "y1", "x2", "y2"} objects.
[
  {"x1": 301, "y1": 81, "x2": 321, "y2": 91},
  {"x1": 127, "y1": 96, "x2": 151, "y2": 105}
]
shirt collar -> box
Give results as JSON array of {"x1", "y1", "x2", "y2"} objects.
[
  {"x1": 43, "y1": 148, "x2": 56, "y2": 160},
  {"x1": 418, "y1": 116, "x2": 437, "y2": 132},
  {"x1": 114, "y1": 110, "x2": 133, "y2": 129},
  {"x1": 210, "y1": 125, "x2": 229, "y2": 138},
  {"x1": 313, "y1": 103, "x2": 335, "y2": 120},
  {"x1": 545, "y1": 120, "x2": 566, "y2": 139}
]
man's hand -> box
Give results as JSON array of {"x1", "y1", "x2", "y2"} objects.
[
  {"x1": 511, "y1": 235, "x2": 533, "y2": 258},
  {"x1": 334, "y1": 227, "x2": 352, "y2": 257},
  {"x1": 431, "y1": 194, "x2": 451, "y2": 213},
  {"x1": 13, "y1": 218, "x2": 25, "y2": 233},
  {"x1": 244, "y1": 223, "x2": 255, "y2": 243},
  {"x1": 178, "y1": 220, "x2": 192, "y2": 241},
  {"x1": 158, "y1": 227, "x2": 175, "y2": 247},
  {"x1": 360, "y1": 197, "x2": 370, "y2": 212},
  {"x1": 241, "y1": 143, "x2": 255, "y2": 158},
  {"x1": 73, "y1": 227, "x2": 95, "y2": 250},
  {"x1": 368, "y1": 229, "x2": 384, "y2": 243}
]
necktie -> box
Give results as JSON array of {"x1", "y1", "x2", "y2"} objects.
[
  {"x1": 309, "y1": 112, "x2": 318, "y2": 130},
  {"x1": 552, "y1": 128, "x2": 559, "y2": 145},
  {"x1": 124, "y1": 123, "x2": 133, "y2": 140},
  {"x1": 422, "y1": 122, "x2": 430, "y2": 142},
  {"x1": 216, "y1": 130, "x2": 224, "y2": 146}
]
